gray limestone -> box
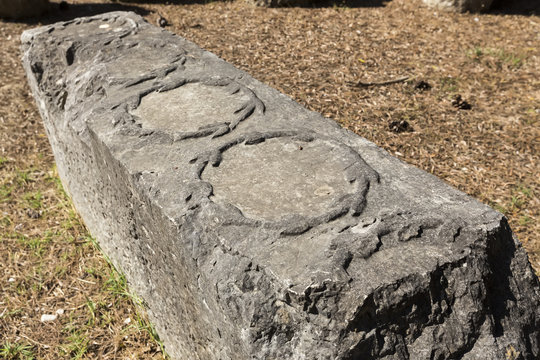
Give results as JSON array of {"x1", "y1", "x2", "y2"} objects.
[
  {"x1": 422, "y1": 0, "x2": 494, "y2": 12},
  {"x1": 21, "y1": 12, "x2": 539, "y2": 360}
]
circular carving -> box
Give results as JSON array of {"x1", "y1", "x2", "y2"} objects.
[
  {"x1": 204, "y1": 137, "x2": 351, "y2": 220},
  {"x1": 133, "y1": 83, "x2": 250, "y2": 133},
  {"x1": 105, "y1": 48, "x2": 186, "y2": 85},
  {"x1": 190, "y1": 131, "x2": 379, "y2": 235},
  {"x1": 59, "y1": 14, "x2": 138, "y2": 42},
  {"x1": 125, "y1": 78, "x2": 265, "y2": 141}
]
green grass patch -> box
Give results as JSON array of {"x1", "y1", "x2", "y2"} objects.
[
  {"x1": 0, "y1": 156, "x2": 8, "y2": 168},
  {"x1": 439, "y1": 76, "x2": 459, "y2": 95},
  {"x1": 85, "y1": 236, "x2": 168, "y2": 357},
  {"x1": 0, "y1": 341, "x2": 35, "y2": 360},
  {"x1": 491, "y1": 184, "x2": 534, "y2": 216},
  {"x1": 15, "y1": 169, "x2": 34, "y2": 186},
  {"x1": 22, "y1": 191, "x2": 43, "y2": 210},
  {"x1": 467, "y1": 46, "x2": 526, "y2": 69},
  {"x1": 0, "y1": 309, "x2": 23, "y2": 320},
  {"x1": 60, "y1": 327, "x2": 90, "y2": 360},
  {"x1": 15, "y1": 233, "x2": 50, "y2": 257},
  {"x1": 0, "y1": 184, "x2": 13, "y2": 203}
]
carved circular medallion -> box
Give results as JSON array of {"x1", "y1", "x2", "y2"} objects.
[
  {"x1": 63, "y1": 14, "x2": 138, "y2": 41},
  {"x1": 192, "y1": 132, "x2": 379, "y2": 235},
  {"x1": 133, "y1": 83, "x2": 249, "y2": 133},
  {"x1": 105, "y1": 47, "x2": 185, "y2": 83},
  {"x1": 127, "y1": 79, "x2": 265, "y2": 140}
]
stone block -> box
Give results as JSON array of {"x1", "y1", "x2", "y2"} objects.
[
  {"x1": 22, "y1": 12, "x2": 539, "y2": 360},
  {"x1": 422, "y1": 0, "x2": 494, "y2": 12},
  {"x1": 0, "y1": 0, "x2": 49, "y2": 19}
]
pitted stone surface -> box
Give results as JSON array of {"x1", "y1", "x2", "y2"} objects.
[
  {"x1": 191, "y1": 131, "x2": 378, "y2": 235},
  {"x1": 104, "y1": 46, "x2": 185, "y2": 83},
  {"x1": 22, "y1": 12, "x2": 540, "y2": 360},
  {"x1": 132, "y1": 83, "x2": 252, "y2": 134},
  {"x1": 203, "y1": 137, "x2": 354, "y2": 221}
]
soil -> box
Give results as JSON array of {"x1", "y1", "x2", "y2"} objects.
[{"x1": 1, "y1": 0, "x2": 538, "y2": 358}]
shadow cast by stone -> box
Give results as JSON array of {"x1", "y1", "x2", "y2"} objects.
[
  {"x1": 2, "y1": 2, "x2": 150, "y2": 24},
  {"x1": 120, "y1": 0, "x2": 390, "y2": 8},
  {"x1": 489, "y1": 0, "x2": 539, "y2": 15}
]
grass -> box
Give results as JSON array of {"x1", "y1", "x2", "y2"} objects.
[
  {"x1": 15, "y1": 169, "x2": 35, "y2": 186},
  {"x1": 0, "y1": 160, "x2": 168, "y2": 358},
  {"x1": 438, "y1": 76, "x2": 460, "y2": 96},
  {"x1": 0, "y1": 184, "x2": 12, "y2": 203},
  {"x1": 15, "y1": 233, "x2": 49, "y2": 257},
  {"x1": 467, "y1": 46, "x2": 526, "y2": 69},
  {"x1": 493, "y1": 183, "x2": 535, "y2": 215},
  {"x1": 60, "y1": 325, "x2": 90, "y2": 359},
  {"x1": 0, "y1": 341, "x2": 35, "y2": 360},
  {"x1": 22, "y1": 191, "x2": 43, "y2": 210},
  {"x1": 0, "y1": 156, "x2": 8, "y2": 168}
]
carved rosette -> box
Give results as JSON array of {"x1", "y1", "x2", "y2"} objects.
[
  {"x1": 188, "y1": 131, "x2": 379, "y2": 235},
  {"x1": 114, "y1": 77, "x2": 265, "y2": 142}
]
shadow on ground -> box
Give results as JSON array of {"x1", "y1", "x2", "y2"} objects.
[
  {"x1": 102, "y1": 0, "x2": 540, "y2": 11},
  {"x1": 120, "y1": 0, "x2": 390, "y2": 8},
  {"x1": 490, "y1": 0, "x2": 540, "y2": 15},
  {"x1": 1, "y1": 2, "x2": 151, "y2": 25}
]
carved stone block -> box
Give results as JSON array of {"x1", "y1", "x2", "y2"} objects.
[{"x1": 22, "y1": 12, "x2": 539, "y2": 360}]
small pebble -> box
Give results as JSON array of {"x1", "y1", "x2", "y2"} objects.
[
  {"x1": 26, "y1": 209, "x2": 41, "y2": 219},
  {"x1": 158, "y1": 16, "x2": 168, "y2": 28},
  {"x1": 41, "y1": 314, "x2": 57, "y2": 322},
  {"x1": 389, "y1": 120, "x2": 413, "y2": 133}
]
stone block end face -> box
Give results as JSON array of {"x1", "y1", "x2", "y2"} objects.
[{"x1": 22, "y1": 11, "x2": 539, "y2": 360}]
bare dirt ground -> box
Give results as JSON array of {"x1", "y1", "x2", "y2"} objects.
[{"x1": 1, "y1": 0, "x2": 538, "y2": 358}]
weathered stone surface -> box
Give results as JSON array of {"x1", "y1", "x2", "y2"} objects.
[
  {"x1": 422, "y1": 0, "x2": 493, "y2": 12},
  {"x1": 22, "y1": 12, "x2": 539, "y2": 360},
  {"x1": 0, "y1": 0, "x2": 49, "y2": 19}
]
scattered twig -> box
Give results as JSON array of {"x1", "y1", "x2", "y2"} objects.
[
  {"x1": 19, "y1": 334, "x2": 50, "y2": 349},
  {"x1": 76, "y1": 277, "x2": 97, "y2": 285},
  {"x1": 348, "y1": 76, "x2": 410, "y2": 88}
]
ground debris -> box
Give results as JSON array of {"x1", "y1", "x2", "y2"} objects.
[
  {"x1": 451, "y1": 94, "x2": 472, "y2": 110},
  {"x1": 389, "y1": 119, "x2": 413, "y2": 133},
  {"x1": 414, "y1": 80, "x2": 432, "y2": 91}
]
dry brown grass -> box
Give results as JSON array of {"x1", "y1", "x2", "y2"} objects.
[{"x1": 1, "y1": 0, "x2": 538, "y2": 358}]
